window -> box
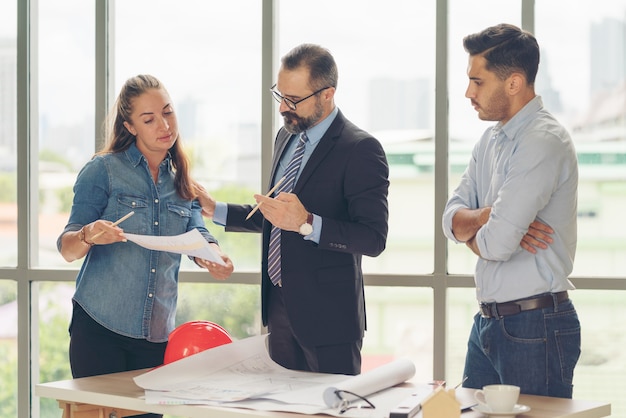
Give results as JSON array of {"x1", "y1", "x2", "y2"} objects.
[
  {"x1": 37, "y1": 0, "x2": 96, "y2": 268},
  {"x1": 9, "y1": 2, "x2": 626, "y2": 417},
  {"x1": 364, "y1": 287, "x2": 434, "y2": 380},
  {"x1": 0, "y1": 280, "x2": 17, "y2": 416},
  {"x1": 280, "y1": 0, "x2": 437, "y2": 275},
  {"x1": 115, "y1": 0, "x2": 265, "y2": 341},
  {"x1": 115, "y1": 0, "x2": 263, "y2": 272},
  {"x1": 0, "y1": 0, "x2": 18, "y2": 267},
  {"x1": 278, "y1": 0, "x2": 438, "y2": 368},
  {"x1": 38, "y1": 282, "x2": 73, "y2": 417},
  {"x1": 445, "y1": 2, "x2": 626, "y2": 415},
  {"x1": 447, "y1": 0, "x2": 521, "y2": 274},
  {"x1": 536, "y1": 0, "x2": 626, "y2": 277},
  {"x1": 535, "y1": 2, "x2": 626, "y2": 414},
  {"x1": 0, "y1": 0, "x2": 18, "y2": 412}
]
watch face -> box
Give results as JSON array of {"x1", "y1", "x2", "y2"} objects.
[{"x1": 299, "y1": 223, "x2": 313, "y2": 236}]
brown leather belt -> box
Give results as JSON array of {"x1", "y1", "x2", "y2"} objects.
[{"x1": 479, "y1": 291, "x2": 569, "y2": 319}]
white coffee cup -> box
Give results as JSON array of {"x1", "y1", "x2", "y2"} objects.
[{"x1": 474, "y1": 384, "x2": 520, "y2": 413}]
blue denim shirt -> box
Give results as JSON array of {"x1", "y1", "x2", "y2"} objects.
[{"x1": 58, "y1": 142, "x2": 217, "y2": 342}]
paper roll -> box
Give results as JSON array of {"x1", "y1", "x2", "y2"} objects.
[{"x1": 322, "y1": 357, "x2": 416, "y2": 408}]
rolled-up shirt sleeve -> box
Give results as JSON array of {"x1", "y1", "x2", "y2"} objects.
[{"x1": 442, "y1": 141, "x2": 481, "y2": 244}]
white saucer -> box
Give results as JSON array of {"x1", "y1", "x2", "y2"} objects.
[{"x1": 471, "y1": 404, "x2": 531, "y2": 417}]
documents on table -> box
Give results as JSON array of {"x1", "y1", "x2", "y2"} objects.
[
  {"x1": 133, "y1": 334, "x2": 427, "y2": 417},
  {"x1": 124, "y1": 228, "x2": 226, "y2": 266}
]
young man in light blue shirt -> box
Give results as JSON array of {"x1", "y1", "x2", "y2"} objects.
[{"x1": 442, "y1": 23, "x2": 580, "y2": 399}]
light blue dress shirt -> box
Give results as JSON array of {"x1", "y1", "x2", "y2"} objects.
[
  {"x1": 214, "y1": 107, "x2": 340, "y2": 242},
  {"x1": 442, "y1": 96, "x2": 578, "y2": 303}
]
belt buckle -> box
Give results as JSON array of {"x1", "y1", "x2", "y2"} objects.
[{"x1": 479, "y1": 303, "x2": 492, "y2": 318}]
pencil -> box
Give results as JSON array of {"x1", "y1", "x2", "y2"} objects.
[
  {"x1": 90, "y1": 211, "x2": 135, "y2": 240},
  {"x1": 245, "y1": 177, "x2": 286, "y2": 220}
]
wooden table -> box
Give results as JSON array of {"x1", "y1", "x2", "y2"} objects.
[
  {"x1": 453, "y1": 389, "x2": 611, "y2": 418},
  {"x1": 36, "y1": 369, "x2": 611, "y2": 418}
]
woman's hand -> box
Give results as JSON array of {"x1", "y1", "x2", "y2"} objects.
[
  {"x1": 83, "y1": 219, "x2": 128, "y2": 245},
  {"x1": 60, "y1": 219, "x2": 127, "y2": 262},
  {"x1": 195, "y1": 244, "x2": 234, "y2": 280}
]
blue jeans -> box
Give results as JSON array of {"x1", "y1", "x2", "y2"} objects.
[{"x1": 463, "y1": 296, "x2": 581, "y2": 398}]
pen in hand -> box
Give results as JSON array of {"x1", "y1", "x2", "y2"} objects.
[
  {"x1": 90, "y1": 211, "x2": 135, "y2": 240},
  {"x1": 245, "y1": 176, "x2": 286, "y2": 220}
]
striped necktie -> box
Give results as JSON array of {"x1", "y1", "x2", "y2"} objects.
[{"x1": 267, "y1": 133, "x2": 308, "y2": 286}]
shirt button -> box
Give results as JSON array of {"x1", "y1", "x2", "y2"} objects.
[
  {"x1": 148, "y1": 293, "x2": 153, "y2": 298},
  {"x1": 154, "y1": 221, "x2": 159, "y2": 226},
  {"x1": 151, "y1": 268, "x2": 156, "y2": 273},
  {"x1": 154, "y1": 199, "x2": 159, "y2": 203},
  {"x1": 131, "y1": 201, "x2": 136, "y2": 207}
]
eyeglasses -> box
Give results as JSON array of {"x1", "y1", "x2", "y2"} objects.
[
  {"x1": 270, "y1": 84, "x2": 331, "y2": 111},
  {"x1": 334, "y1": 389, "x2": 376, "y2": 415}
]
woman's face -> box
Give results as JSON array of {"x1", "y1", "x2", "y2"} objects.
[{"x1": 123, "y1": 88, "x2": 179, "y2": 158}]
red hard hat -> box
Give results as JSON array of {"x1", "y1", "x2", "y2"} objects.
[{"x1": 163, "y1": 320, "x2": 232, "y2": 365}]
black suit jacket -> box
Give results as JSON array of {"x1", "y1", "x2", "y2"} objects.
[{"x1": 225, "y1": 110, "x2": 389, "y2": 346}]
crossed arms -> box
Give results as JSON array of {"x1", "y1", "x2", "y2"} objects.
[{"x1": 451, "y1": 207, "x2": 554, "y2": 257}]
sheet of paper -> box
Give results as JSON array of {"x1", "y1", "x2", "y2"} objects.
[
  {"x1": 135, "y1": 335, "x2": 346, "y2": 403},
  {"x1": 144, "y1": 385, "x2": 425, "y2": 417},
  {"x1": 134, "y1": 334, "x2": 419, "y2": 417},
  {"x1": 125, "y1": 228, "x2": 226, "y2": 266}
]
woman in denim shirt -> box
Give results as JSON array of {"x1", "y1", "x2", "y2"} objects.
[{"x1": 57, "y1": 75, "x2": 233, "y2": 408}]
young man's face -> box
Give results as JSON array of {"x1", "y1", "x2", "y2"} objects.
[{"x1": 465, "y1": 54, "x2": 513, "y2": 124}]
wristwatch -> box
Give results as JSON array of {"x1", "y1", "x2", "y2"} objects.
[{"x1": 299, "y1": 213, "x2": 314, "y2": 236}]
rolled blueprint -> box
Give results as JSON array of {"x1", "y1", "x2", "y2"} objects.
[{"x1": 322, "y1": 358, "x2": 416, "y2": 408}]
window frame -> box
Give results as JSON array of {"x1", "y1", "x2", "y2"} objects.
[{"x1": 12, "y1": 0, "x2": 626, "y2": 417}]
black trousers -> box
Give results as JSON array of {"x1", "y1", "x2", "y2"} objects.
[
  {"x1": 69, "y1": 302, "x2": 167, "y2": 418},
  {"x1": 266, "y1": 283, "x2": 362, "y2": 375}
]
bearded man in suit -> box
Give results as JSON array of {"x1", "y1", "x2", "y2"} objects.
[{"x1": 196, "y1": 43, "x2": 389, "y2": 375}]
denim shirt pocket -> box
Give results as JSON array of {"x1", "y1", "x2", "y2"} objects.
[
  {"x1": 165, "y1": 202, "x2": 192, "y2": 236},
  {"x1": 116, "y1": 194, "x2": 149, "y2": 234}
]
